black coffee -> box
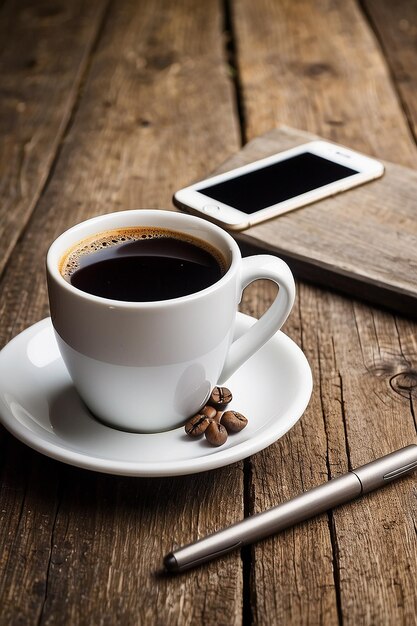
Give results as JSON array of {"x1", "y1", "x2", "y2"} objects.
[{"x1": 60, "y1": 227, "x2": 226, "y2": 302}]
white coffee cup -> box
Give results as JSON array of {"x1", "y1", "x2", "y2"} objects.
[{"x1": 46, "y1": 210, "x2": 295, "y2": 432}]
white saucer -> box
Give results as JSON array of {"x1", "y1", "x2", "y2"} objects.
[{"x1": 0, "y1": 314, "x2": 312, "y2": 477}]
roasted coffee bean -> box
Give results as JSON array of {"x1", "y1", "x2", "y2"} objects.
[
  {"x1": 207, "y1": 386, "x2": 232, "y2": 410},
  {"x1": 185, "y1": 414, "x2": 212, "y2": 437},
  {"x1": 201, "y1": 405, "x2": 217, "y2": 419},
  {"x1": 214, "y1": 410, "x2": 223, "y2": 423},
  {"x1": 205, "y1": 421, "x2": 228, "y2": 446},
  {"x1": 221, "y1": 411, "x2": 248, "y2": 432}
]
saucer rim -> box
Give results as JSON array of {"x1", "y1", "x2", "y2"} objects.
[{"x1": 0, "y1": 315, "x2": 313, "y2": 477}]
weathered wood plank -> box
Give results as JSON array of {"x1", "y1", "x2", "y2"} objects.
[
  {"x1": 329, "y1": 299, "x2": 417, "y2": 624},
  {"x1": 0, "y1": 0, "x2": 110, "y2": 277},
  {"x1": 231, "y1": 0, "x2": 416, "y2": 168},
  {"x1": 0, "y1": 444, "x2": 61, "y2": 625},
  {"x1": 231, "y1": 0, "x2": 417, "y2": 623},
  {"x1": 0, "y1": 0, "x2": 243, "y2": 624},
  {"x1": 362, "y1": 0, "x2": 417, "y2": 141}
]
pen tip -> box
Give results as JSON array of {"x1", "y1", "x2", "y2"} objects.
[{"x1": 163, "y1": 553, "x2": 179, "y2": 573}]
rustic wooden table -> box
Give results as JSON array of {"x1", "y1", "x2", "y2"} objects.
[{"x1": 1, "y1": 1, "x2": 416, "y2": 624}]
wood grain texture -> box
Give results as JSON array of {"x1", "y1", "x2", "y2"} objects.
[
  {"x1": 231, "y1": 0, "x2": 417, "y2": 168},
  {"x1": 362, "y1": 0, "x2": 417, "y2": 141},
  {"x1": 0, "y1": 0, "x2": 243, "y2": 624},
  {"x1": 231, "y1": 0, "x2": 417, "y2": 623},
  {"x1": 0, "y1": 0, "x2": 110, "y2": 278},
  {"x1": 213, "y1": 126, "x2": 417, "y2": 317}
]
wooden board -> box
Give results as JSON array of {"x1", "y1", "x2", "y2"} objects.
[
  {"x1": 363, "y1": 0, "x2": 417, "y2": 141},
  {"x1": 210, "y1": 125, "x2": 417, "y2": 317}
]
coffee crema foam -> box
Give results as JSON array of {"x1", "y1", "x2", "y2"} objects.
[{"x1": 59, "y1": 226, "x2": 227, "y2": 281}]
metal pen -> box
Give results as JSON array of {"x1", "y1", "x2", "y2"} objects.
[{"x1": 163, "y1": 444, "x2": 417, "y2": 573}]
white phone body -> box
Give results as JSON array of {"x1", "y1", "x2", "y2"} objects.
[{"x1": 173, "y1": 140, "x2": 384, "y2": 231}]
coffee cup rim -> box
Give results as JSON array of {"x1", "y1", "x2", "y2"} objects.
[{"x1": 46, "y1": 209, "x2": 241, "y2": 308}]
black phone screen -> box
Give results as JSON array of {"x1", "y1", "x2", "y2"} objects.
[{"x1": 197, "y1": 152, "x2": 358, "y2": 214}]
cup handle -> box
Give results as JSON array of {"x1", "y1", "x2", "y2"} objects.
[{"x1": 218, "y1": 255, "x2": 296, "y2": 384}]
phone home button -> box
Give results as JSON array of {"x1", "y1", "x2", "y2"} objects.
[{"x1": 202, "y1": 204, "x2": 220, "y2": 213}]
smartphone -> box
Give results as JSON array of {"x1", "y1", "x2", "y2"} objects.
[{"x1": 173, "y1": 141, "x2": 384, "y2": 230}]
